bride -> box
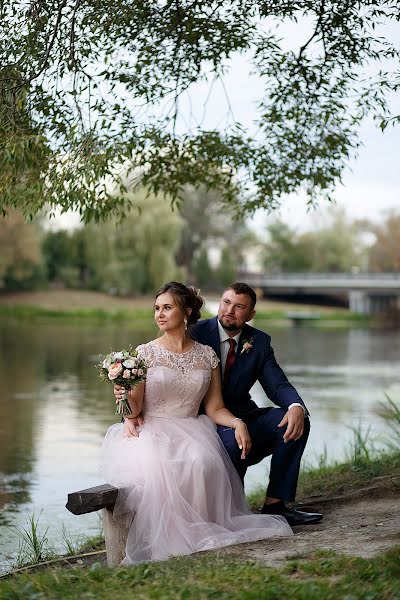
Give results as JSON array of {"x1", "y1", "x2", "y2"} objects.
[{"x1": 101, "y1": 282, "x2": 292, "y2": 564}]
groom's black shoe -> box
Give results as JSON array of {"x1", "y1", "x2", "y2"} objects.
[{"x1": 261, "y1": 502, "x2": 323, "y2": 526}]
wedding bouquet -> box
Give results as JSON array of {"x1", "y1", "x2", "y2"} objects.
[{"x1": 98, "y1": 349, "x2": 147, "y2": 417}]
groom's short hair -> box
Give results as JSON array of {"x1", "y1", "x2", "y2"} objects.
[{"x1": 225, "y1": 283, "x2": 257, "y2": 310}]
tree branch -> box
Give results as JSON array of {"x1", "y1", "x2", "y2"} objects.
[
  {"x1": 14, "y1": 0, "x2": 68, "y2": 91},
  {"x1": 297, "y1": 0, "x2": 326, "y2": 62}
]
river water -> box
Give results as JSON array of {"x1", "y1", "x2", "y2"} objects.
[{"x1": 0, "y1": 318, "x2": 399, "y2": 571}]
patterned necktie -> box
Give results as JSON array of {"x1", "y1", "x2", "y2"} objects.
[{"x1": 224, "y1": 338, "x2": 236, "y2": 384}]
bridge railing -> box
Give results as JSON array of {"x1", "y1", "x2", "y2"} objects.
[{"x1": 238, "y1": 272, "x2": 400, "y2": 281}]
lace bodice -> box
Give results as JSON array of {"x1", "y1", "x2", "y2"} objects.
[{"x1": 136, "y1": 341, "x2": 219, "y2": 418}]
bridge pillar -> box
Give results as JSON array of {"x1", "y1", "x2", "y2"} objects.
[
  {"x1": 349, "y1": 291, "x2": 370, "y2": 314},
  {"x1": 349, "y1": 291, "x2": 399, "y2": 314}
]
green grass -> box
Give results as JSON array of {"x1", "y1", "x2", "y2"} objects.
[
  {"x1": 377, "y1": 393, "x2": 400, "y2": 449},
  {"x1": 10, "y1": 512, "x2": 56, "y2": 569},
  {"x1": 247, "y1": 449, "x2": 400, "y2": 510},
  {"x1": 0, "y1": 304, "x2": 155, "y2": 321},
  {"x1": 0, "y1": 304, "x2": 213, "y2": 322},
  {"x1": 1, "y1": 547, "x2": 399, "y2": 599}
]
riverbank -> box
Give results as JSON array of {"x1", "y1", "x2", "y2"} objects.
[
  {"x1": 2, "y1": 450, "x2": 398, "y2": 598},
  {"x1": 0, "y1": 289, "x2": 370, "y2": 325}
]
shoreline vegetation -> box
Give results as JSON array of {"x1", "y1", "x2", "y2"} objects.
[{"x1": 0, "y1": 289, "x2": 371, "y2": 325}]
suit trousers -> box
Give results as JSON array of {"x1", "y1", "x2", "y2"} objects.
[{"x1": 217, "y1": 407, "x2": 310, "y2": 502}]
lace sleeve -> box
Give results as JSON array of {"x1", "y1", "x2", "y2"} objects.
[
  {"x1": 206, "y1": 345, "x2": 219, "y2": 370},
  {"x1": 135, "y1": 343, "x2": 151, "y2": 365}
]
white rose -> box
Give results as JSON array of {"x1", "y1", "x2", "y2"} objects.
[
  {"x1": 123, "y1": 358, "x2": 137, "y2": 368},
  {"x1": 112, "y1": 352, "x2": 125, "y2": 360}
]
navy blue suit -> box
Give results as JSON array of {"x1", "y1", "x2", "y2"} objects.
[{"x1": 191, "y1": 317, "x2": 309, "y2": 501}]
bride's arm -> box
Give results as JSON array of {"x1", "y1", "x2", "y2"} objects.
[{"x1": 203, "y1": 368, "x2": 251, "y2": 459}]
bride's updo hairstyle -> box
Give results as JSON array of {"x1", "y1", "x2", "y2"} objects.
[{"x1": 155, "y1": 282, "x2": 204, "y2": 327}]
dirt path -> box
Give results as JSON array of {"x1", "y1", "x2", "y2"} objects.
[{"x1": 221, "y1": 487, "x2": 400, "y2": 566}]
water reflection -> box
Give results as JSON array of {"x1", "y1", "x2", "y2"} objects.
[{"x1": 0, "y1": 319, "x2": 398, "y2": 570}]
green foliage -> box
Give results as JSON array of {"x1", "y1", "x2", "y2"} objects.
[
  {"x1": 216, "y1": 246, "x2": 238, "y2": 287},
  {"x1": 368, "y1": 211, "x2": 400, "y2": 272},
  {"x1": 37, "y1": 187, "x2": 184, "y2": 294},
  {"x1": 192, "y1": 249, "x2": 216, "y2": 289},
  {"x1": 1, "y1": 2, "x2": 399, "y2": 221},
  {"x1": 263, "y1": 221, "x2": 313, "y2": 272},
  {"x1": 68, "y1": 188, "x2": 183, "y2": 294},
  {"x1": 42, "y1": 230, "x2": 78, "y2": 283},
  {"x1": 176, "y1": 185, "x2": 257, "y2": 288},
  {"x1": 263, "y1": 208, "x2": 368, "y2": 272},
  {"x1": 176, "y1": 186, "x2": 228, "y2": 280},
  {"x1": 0, "y1": 209, "x2": 45, "y2": 289}
]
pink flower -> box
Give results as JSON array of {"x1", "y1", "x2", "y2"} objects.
[
  {"x1": 240, "y1": 338, "x2": 254, "y2": 355},
  {"x1": 122, "y1": 369, "x2": 131, "y2": 379},
  {"x1": 137, "y1": 368, "x2": 144, "y2": 377},
  {"x1": 107, "y1": 363, "x2": 123, "y2": 380},
  {"x1": 132, "y1": 368, "x2": 138, "y2": 376}
]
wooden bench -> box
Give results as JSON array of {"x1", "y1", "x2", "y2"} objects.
[{"x1": 66, "y1": 484, "x2": 129, "y2": 566}]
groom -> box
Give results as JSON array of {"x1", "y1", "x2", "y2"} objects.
[{"x1": 191, "y1": 282, "x2": 322, "y2": 526}]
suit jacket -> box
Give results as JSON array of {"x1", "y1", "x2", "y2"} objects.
[{"x1": 191, "y1": 317, "x2": 306, "y2": 418}]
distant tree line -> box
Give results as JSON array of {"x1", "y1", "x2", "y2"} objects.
[
  {"x1": 0, "y1": 195, "x2": 399, "y2": 294},
  {"x1": 261, "y1": 209, "x2": 400, "y2": 274},
  {"x1": 0, "y1": 187, "x2": 254, "y2": 293}
]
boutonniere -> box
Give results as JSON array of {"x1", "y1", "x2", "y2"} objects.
[{"x1": 240, "y1": 337, "x2": 254, "y2": 354}]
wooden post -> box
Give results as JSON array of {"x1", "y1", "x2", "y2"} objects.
[
  {"x1": 66, "y1": 483, "x2": 132, "y2": 566},
  {"x1": 102, "y1": 507, "x2": 129, "y2": 566}
]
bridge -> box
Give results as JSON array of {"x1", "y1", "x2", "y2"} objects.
[{"x1": 238, "y1": 272, "x2": 400, "y2": 315}]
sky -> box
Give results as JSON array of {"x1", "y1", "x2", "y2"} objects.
[{"x1": 53, "y1": 13, "x2": 399, "y2": 234}]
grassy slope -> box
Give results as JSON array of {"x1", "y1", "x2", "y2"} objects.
[
  {"x1": 247, "y1": 451, "x2": 400, "y2": 509},
  {"x1": 1, "y1": 546, "x2": 398, "y2": 599},
  {"x1": 0, "y1": 289, "x2": 367, "y2": 322}
]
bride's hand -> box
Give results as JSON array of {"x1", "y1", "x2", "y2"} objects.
[
  {"x1": 234, "y1": 421, "x2": 252, "y2": 460},
  {"x1": 114, "y1": 384, "x2": 129, "y2": 404},
  {"x1": 123, "y1": 414, "x2": 144, "y2": 438}
]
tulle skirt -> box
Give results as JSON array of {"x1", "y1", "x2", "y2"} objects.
[{"x1": 100, "y1": 413, "x2": 292, "y2": 564}]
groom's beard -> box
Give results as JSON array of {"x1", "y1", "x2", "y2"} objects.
[{"x1": 218, "y1": 317, "x2": 241, "y2": 333}]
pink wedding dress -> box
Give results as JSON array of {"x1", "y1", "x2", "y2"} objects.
[{"x1": 101, "y1": 341, "x2": 292, "y2": 564}]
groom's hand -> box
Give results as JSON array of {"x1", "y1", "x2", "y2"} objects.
[{"x1": 278, "y1": 406, "x2": 304, "y2": 442}]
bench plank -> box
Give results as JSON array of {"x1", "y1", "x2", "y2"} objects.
[{"x1": 66, "y1": 484, "x2": 118, "y2": 515}]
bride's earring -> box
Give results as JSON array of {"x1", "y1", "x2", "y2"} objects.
[{"x1": 184, "y1": 318, "x2": 188, "y2": 331}]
